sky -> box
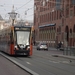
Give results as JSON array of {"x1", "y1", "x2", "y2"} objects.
[{"x1": 0, "y1": 0, "x2": 34, "y2": 21}]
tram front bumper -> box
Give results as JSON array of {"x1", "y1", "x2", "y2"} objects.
[{"x1": 14, "y1": 49, "x2": 30, "y2": 55}]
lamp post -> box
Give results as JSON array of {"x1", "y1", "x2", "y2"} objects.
[{"x1": 8, "y1": 6, "x2": 17, "y2": 26}]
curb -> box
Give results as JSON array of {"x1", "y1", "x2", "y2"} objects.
[
  {"x1": 0, "y1": 52, "x2": 39, "y2": 75},
  {"x1": 52, "y1": 54, "x2": 75, "y2": 60}
]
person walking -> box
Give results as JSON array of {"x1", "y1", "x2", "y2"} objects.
[{"x1": 57, "y1": 41, "x2": 62, "y2": 50}]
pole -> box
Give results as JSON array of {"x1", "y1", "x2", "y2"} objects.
[{"x1": 12, "y1": 19, "x2": 14, "y2": 26}]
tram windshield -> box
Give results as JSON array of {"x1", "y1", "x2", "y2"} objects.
[{"x1": 16, "y1": 31, "x2": 30, "y2": 45}]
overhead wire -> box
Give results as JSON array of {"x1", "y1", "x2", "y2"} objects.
[
  {"x1": 15, "y1": 0, "x2": 32, "y2": 11},
  {"x1": 26, "y1": 14, "x2": 34, "y2": 17},
  {"x1": 14, "y1": 0, "x2": 34, "y2": 18}
]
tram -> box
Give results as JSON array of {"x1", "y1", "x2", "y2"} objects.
[{"x1": 0, "y1": 25, "x2": 33, "y2": 56}]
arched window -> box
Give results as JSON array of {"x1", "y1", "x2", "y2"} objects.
[
  {"x1": 73, "y1": 24, "x2": 75, "y2": 33},
  {"x1": 70, "y1": 28, "x2": 72, "y2": 34},
  {"x1": 65, "y1": 26, "x2": 69, "y2": 41}
]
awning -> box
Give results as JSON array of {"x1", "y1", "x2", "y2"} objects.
[{"x1": 39, "y1": 23, "x2": 56, "y2": 28}]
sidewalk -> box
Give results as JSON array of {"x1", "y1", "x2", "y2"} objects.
[{"x1": 48, "y1": 47, "x2": 75, "y2": 60}]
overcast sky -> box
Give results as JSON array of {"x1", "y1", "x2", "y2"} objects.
[{"x1": 0, "y1": 0, "x2": 34, "y2": 21}]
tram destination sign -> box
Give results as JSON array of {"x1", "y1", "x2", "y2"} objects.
[{"x1": 14, "y1": 27, "x2": 31, "y2": 31}]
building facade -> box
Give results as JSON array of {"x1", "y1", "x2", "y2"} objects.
[
  {"x1": 0, "y1": 15, "x2": 5, "y2": 30},
  {"x1": 34, "y1": 0, "x2": 75, "y2": 47}
]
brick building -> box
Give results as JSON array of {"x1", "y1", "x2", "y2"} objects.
[{"x1": 34, "y1": 0, "x2": 75, "y2": 48}]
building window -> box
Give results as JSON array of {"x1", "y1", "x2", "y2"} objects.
[
  {"x1": 72, "y1": 0, "x2": 75, "y2": 5},
  {"x1": 58, "y1": 26, "x2": 61, "y2": 33},
  {"x1": 70, "y1": 10, "x2": 73, "y2": 18},
  {"x1": 66, "y1": 9, "x2": 69, "y2": 18},
  {"x1": 57, "y1": 10, "x2": 58, "y2": 20},
  {"x1": 70, "y1": 28, "x2": 72, "y2": 36},
  {"x1": 70, "y1": 0, "x2": 73, "y2": 8},
  {"x1": 73, "y1": 25, "x2": 75, "y2": 32},
  {"x1": 74, "y1": 6, "x2": 75, "y2": 16},
  {"x1": 52, "y1": 12, "x2": 53, "y2": 21},
  {"x1": 50, "y1": 12, "x2": 51, "y2": 21},
  {"x1": 70, "y1": 29, "x2": 72, "y2": 34},
  {"x1": 56, "y1": 0, "x2": 61, "y2": 10}
]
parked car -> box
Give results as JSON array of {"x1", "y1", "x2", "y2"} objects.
[{"x1": 36, "y1": 43, "x2": 48, "y2": 51}]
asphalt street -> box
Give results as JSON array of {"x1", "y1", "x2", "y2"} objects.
[{"x1": 0, "y1": 46, "x2": 75, "y2": 75}]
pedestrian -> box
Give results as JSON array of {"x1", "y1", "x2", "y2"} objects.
[
  {"x1": 57, "y1": 41, "x2": 62, "y2": 50},
  {"x1": 34, "y1": 41, "x2": 36, "y2": 45}
]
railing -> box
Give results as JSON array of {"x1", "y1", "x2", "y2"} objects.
[{"x1": 63, "y1": 46, "x2": 75, "y2": 56}]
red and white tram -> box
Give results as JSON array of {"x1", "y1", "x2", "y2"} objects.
[{"x1": 0, "y1": 26, "x2": 33, "y2": 56}]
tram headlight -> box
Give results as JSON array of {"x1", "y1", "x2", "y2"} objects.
[
  {"x1": 15, "y1": 45, "x2": 19, "y2": 50},
  {"x1": 27, "y1": 46, "x2": 30, "y2": 50}
]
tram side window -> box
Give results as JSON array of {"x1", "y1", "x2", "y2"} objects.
[{"x1": 7, "y1": 33, "x2": 11, "y2": 45}]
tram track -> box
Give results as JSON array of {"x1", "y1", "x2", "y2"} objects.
[
  {"x1": 1, "y1": 51, "x2": 75, "y2": 75},
  {"x1": 12, "y1": 53, "x2": 75, "y2": 75}
]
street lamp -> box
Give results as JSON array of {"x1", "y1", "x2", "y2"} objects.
[{"x1": 8, "y1": 6, "x2": 17, "y2": 26}]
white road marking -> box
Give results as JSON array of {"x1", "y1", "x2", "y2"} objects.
[
  {"x1": 49, "y1": 60, "x2": 69, "y2": 64},
  {"x1": 62, "y1": 61, "x2": 69, "y2": 64},
  {"x1": 49, "y1": 60, "x2": 59, "y2": 63},
  {"x1": 26, "y1": 62, "x2": 31, "y2": 65}
]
